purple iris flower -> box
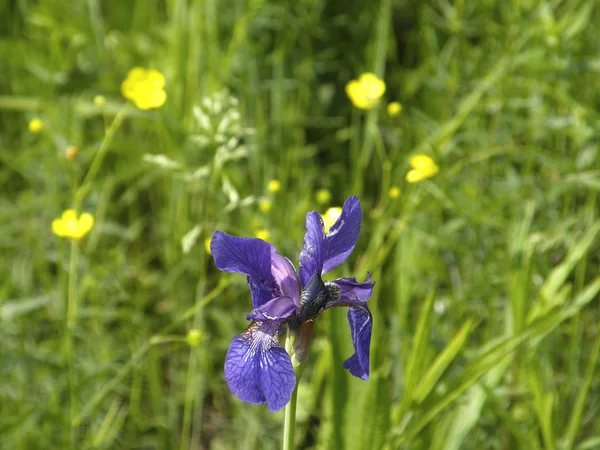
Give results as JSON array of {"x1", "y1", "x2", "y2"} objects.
[{"x1": 210, "y1": 196, "x2": 374, "y2": 412}]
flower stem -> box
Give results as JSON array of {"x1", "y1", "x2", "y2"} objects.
[
  {"x1": 74, "y1": 104, "x2": 129, "y2": 208},
  {"x1": 283, "y1": 329, "x2": 304, "y2": 450},
  {"x1": 66, "y1": 239, "x2": 80, "y2": 448},
  {"x1": 282, "y1": 378, "x2": 300, "y2": 450}
]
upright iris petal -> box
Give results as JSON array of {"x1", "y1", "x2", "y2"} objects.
[{"x1": 299, "y1": 196, "x2": 363, "y2": 287}]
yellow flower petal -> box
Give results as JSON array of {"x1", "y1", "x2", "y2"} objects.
[
  {"x1": 62, "y1": 209, "x2": 77, "y2": 221},
  {"x1": 78, "y1": 213, "x2": 94, "y2": 235},
  {"x1": 52, "y1": 219, "x2": 67, "y2": 237},
  {"x1": 259, "y1": 199, "x2": 273, "y2": 213},
  {"x1": 121, "y1": 67, "x2": 167, "y2": 110},
  {"x1": 345, "y1": 73, "x2": 386, "y2": 110},
  {"x1": 406, "y1": 169, "x2": 425, "y2": 183}
]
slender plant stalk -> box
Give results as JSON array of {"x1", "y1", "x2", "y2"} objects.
[
  {"x1": 66, "y1": 239, "x2": 80, "y2": 448},
  {"x1": 282, "y1": 379, "x2": 300, "y2": 450},
  {"x1": 75, "y1": 104, "x2": 129, "y2": 208}
]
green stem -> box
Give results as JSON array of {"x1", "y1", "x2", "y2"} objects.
[
  {"x1": 75, "y1": 104, "x2": 129, "y2": 208},
  {"x1": 282, "y1": 379, "x2": 300, "y2": 450},
  {"x1": 66, "y1": 239, "x2": 80, "y2": 448}
]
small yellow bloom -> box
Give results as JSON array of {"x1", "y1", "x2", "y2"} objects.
[
  {"x1": 315, "y1": 188, "x2": 332, "y2": 205},
  {"x1": 387, "y1": 102, "x2": 402, "y2": 117},
  {"x1": 205, "y1": 238, "x2": 212, "y2": 255},
  {"x1": 28, "y1": 118, "x2": 44, "y2": 134},
  {"x1": 267, "y1": 179, "x2": 281, "y2": 194},
  {"x1": 322, "y1": 207, "x2": 342, "y2": 233},
  {"x1": 65, "y1": 145, "x2": 78, "y2": 161},
  {"x1": 186, "y1": 329, "x2": 203, "y2": 347},
  {"x1": 93, "y1": 95, "x2": 106, "y2": 107},
  {"x1": 51, "y1": 209, "x2": 94, "y2": 240},
  {"x1": 121, "y1": 67, "x2": 167, "y2": 110},
  {"x1": 388, "y1": 186, "x2": 401, "y2": 198},
  {"x1": 345, "y1": 73, "x2": 386, "y2": 110},
  {"x1": 405, "y1": 154, "x2": 439, "y2": 183},
  {"x1": 259, "y1": 199, "x2": 273, "y2": 213},
  {"x1": 255, "y1": 229, "x2": 271, "y2": 241}
]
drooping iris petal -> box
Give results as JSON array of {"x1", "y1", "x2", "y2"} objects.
[
  {"x1": 211, "y1": 231, "x2": 279, "y2": 308},
  {"x1": 323, "y1": 196, "x2": 362, "y2": 274},
  {"x1": 299, "y1": 212, "x2": 326, "y2": 287},
  {"x1": 224, "y1": 321, "x2": 296, "y2": 412},
  {"x1": 246, "y1": 296, "x2": 297, "y2": 321},
  {"x1": 270, "y1": 250, "x2": 300, "y2": 305},
  {"x1": 325, "y1": 274, "x2": 374, "y2": 380}
]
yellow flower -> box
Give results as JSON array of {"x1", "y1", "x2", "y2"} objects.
[
  {"x1": 259, "y1": 199, "x2": 273, "y2": 213},
  {"x1": 205, "y1": 238, "x2": 212, "y2": 255},
  {"x1": 255, "y1": 229, "x2": 271, "y2": 241},
  {"x1": 322, "y1": 207, "x2": 342, "y2": 233},
  {"x1": 186, "y1": 329, "x2": 203, "y2": 347},
  {"x1": 93, "y1": 95, "x2": 106, "y2": 107},
  {"x1": 267, "y1": 179, "x2": 281, "y2": 194},
  {"x1": 315, "y1": 188, "x2": 332, "y2": 205},
  {"x1": 345, "y1": 73, "x2": 386, "y2": 110},
  {"x1": 121, "y1": 67, "x2": 167, "y2": 110},
  {"x1": 28, "y1": 118, "x2": 44, "y2": 134},
  {"x1": 52, "y1": 209, "x2": 94, "y2": 240},
  {"x1": 405, "y1": 154, "x2": 439, "y2": 183},
  {"x1": 388, "y1": 186, "x2": 401, "y2": 199},
  {"x1": 387, "y1": 102, "x2": 402, "y2": 117}
]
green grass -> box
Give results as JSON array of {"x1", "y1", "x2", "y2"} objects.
[{"x1": 1, "y1": 0, "x2": 600, "y2": 448}]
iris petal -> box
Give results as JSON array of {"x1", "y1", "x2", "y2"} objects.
[
  {"x1": 246, "y1": 296, "x2": 297, "y2": 321},
  {"x1": 325, "y1": 274, "x2": 374, "y2": 380},
  {"x1": 299, "y1": 212, "x2": 326, "y2": 287},
  {"x1": 211, "y1": 231, "x2": 279, "y2": 308},
  {"x1": 270, "y1": 250, "x2": 301, "y2": 305},
  {"x1": 323, "y1": 196, "x2": 362, "y2": 274},
  {"x1": 224, "y1": 321, "x2": 296, "y2": 412},
  {"x1": 298, "y1": 197, "x2": 363, "y2": 287}
]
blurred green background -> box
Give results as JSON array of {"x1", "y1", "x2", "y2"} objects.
[{"x1": 1, "y1": 0, "x2": 600, "y2": 449}]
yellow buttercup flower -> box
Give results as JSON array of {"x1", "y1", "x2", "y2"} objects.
[
  {"x1": 405, "y1": 154, "x2": 439, "y2": 183},
  {"x1": 315, "y1": 188, "x2": 332, "y2": 205},
  {"x1": 121, "y1": 67, "x2": 167, "y2": 110},
  {"x1": 29, "y1": 118, "x2": 44, "y2": 134},
  {"x1": 388, "y1": 186, "x2": 401, "y2": 199},
  {"x1": 387, "y1": 102, "x2": 402, "y2": 117},
  {"x1": 322, "y1": 207, "x2": 342, "y2": 233},
  {"x1": 345, "y1": 73, "x2": 386, "y2": 110},
  {"x1": 52, "y1": 209, "x2": 94, "y2": 240},
  {"x1": 255, "y1": 229, "x2": 271, "y2": 241},
  {"x1": 267, "y1": 179, "x2": 281, "y2": 194},
  {"x1": 259, "y1": 199, "x2": 273, "y2": 213}
]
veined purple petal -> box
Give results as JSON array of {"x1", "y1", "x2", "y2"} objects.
[
  {"x1": 271, "y1": 250, "x2": 300, "y2": 305},
  {"x1": 325, "y1": 274, "x2": 374, "y2": 380},
  {"x1": 323, "y1": 196, "x2": 362, "y2": 274},
  {"x1": 246, "y1": 296, "x2": 297, "y2": 321},
  {"x1": 299, "y1": 212, "x2": 326, "y2": 287},
  {"x1": 298, "y1": 197, "x2": 363, "y2": 287},
  {"x1": 211, "y1": 231, "x2": 279, "y2": 308},
  {"x1": 331, "y1": 273, "x2": 374, "y2": 303},
  {"x1": 224, "y1": 321, "x2": 296, "y2": 412},
  {"x1": 343, "y1": 307, "x2": 372, "y2": 380}
]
